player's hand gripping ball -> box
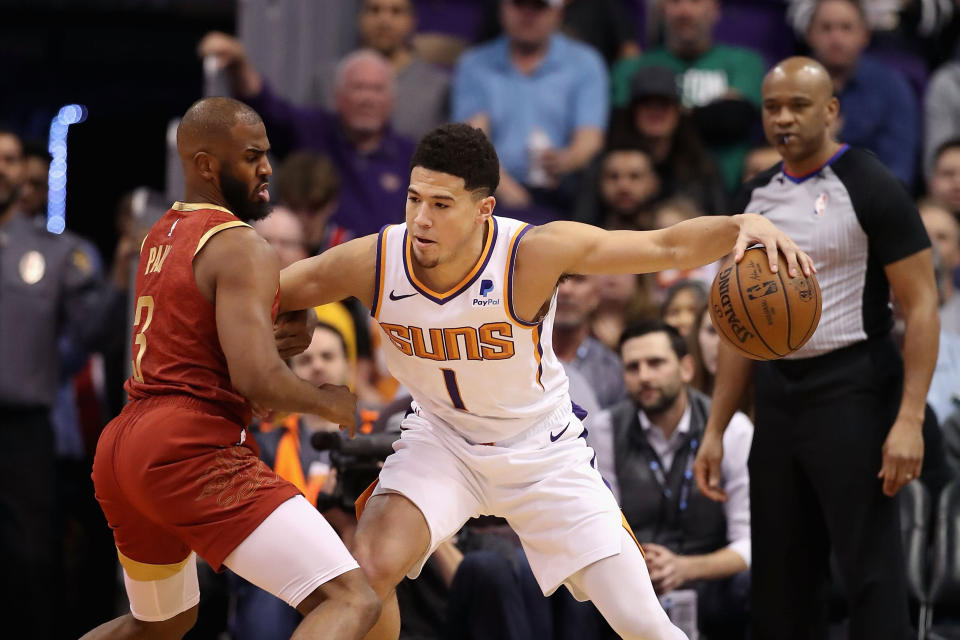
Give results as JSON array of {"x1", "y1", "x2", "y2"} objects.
[{"x1": 709, "y1": 246, "x2": 821, "y2": 360}]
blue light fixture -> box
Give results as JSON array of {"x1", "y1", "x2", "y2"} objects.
[{"x1": 46, "y1": 104, "x2": 88, "y2": 234}]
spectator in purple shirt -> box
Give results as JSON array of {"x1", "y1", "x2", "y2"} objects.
[{"x1": 199, "y1": 34, "x2": 415, "y2": 237}]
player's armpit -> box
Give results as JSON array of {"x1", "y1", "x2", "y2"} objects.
[{"x1": 279, "y1": 234, "x2": 379, "y2": 313}]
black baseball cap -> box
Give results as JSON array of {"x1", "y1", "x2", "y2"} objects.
[{"x1": 630, "y1": 66, "x2": 681, "y2": 103}]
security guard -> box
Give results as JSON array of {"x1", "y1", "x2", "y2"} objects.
[{"x1": 0, "y1": 128, "x2": 127, "y2": 638}]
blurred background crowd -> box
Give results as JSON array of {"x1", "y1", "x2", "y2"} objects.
[{"x1": 5, "y1": 0, "x2": 960, "y2": 638}]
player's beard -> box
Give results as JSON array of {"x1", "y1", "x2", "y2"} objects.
[{"x1": 220, "y1": 168, "x2": 271, "y2": 223}]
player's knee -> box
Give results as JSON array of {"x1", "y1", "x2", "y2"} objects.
[
  {"x1": 300, "y1": 569, "x2": 381, "y2": 625},
  {"x1": 129, "y1": 605, "x2": 198, "y2": 640},
  {"x1": 351, "y1": 539, "x2": 408, "y2": 596}
]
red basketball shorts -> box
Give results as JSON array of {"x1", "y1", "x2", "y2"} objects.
[{"x1": 92, "y1": 395, "x2": 300, "y2": 571}]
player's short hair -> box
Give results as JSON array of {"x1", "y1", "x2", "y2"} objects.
[
  {"x1": 934, "y1": 138, "x2": 960, "y2": 166},
  {"x1": 177, "y1": 97, "x2": 262, "y2": 148},
  {"x1": 275, "y1": 152, "x2": 341, "y2": 211},
  {"x1": 410, "y1": 123, "x2": 500, "y2": 197},
  {"x1": 619, "y1": 319, "x2": 689, "y2": 359}
]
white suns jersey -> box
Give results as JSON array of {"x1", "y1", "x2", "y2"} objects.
[{"x1": 371, "y1": 216, "x2": 570, "y2": 444}]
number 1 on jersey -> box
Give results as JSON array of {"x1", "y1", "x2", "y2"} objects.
[
  {"x1": 131, "y1": 295, "x2": 155, "y2": 383},
  {"x1": 441, "y1": 368, "x2": 467, "y2": 411}
]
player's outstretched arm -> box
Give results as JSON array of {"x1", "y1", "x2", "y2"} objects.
[
  {"x1": 278, "y1": 234, "x2": 379, "y2": 313},
  {"x1": 196, "y1": 227, "x2": 358, "y2": 431},
  {"x1": 525, "y1": 215, "x2": 814, "y2": 281}
]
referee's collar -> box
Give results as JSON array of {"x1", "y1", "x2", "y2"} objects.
[{"x1": 782, "y1": 144, "x2": 850, "y2": 184}]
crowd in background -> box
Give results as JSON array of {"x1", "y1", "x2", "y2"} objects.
[{"x1": 6, "y1": 0, "x2": 960, "y2": 638}]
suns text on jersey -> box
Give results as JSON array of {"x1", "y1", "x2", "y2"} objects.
[{"x1": 378, "y1": 322, "x2": 516, "y2": 361}]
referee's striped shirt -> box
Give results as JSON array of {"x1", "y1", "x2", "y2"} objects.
[{"x1": 736, "y1": 145, "x2": 931, "y2": 359}]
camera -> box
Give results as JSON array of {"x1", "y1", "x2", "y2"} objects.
[{"x1": 310, "y1": 430, "x2": 400, "y2": 512}]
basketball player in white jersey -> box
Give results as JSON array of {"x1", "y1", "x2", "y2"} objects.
[{"x1": 279, "y1": 124, "x2": 813, "y2": 639}]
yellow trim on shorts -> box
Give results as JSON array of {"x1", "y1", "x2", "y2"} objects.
[
  {"x1": 117, "y1": 549, "x2": 192, "y2": 582},
  {"x1": 194, "y1": 221, "x2": 251, "y2": 256},
  {"x1": 621, "y1": 513, "x2": 645, "y2": 559}
]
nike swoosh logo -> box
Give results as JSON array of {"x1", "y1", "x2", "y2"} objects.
[
  {"x1": 389, "y1": 290, "x2": 417, "y2": 301},
  {"x1": 549, "y1": 423, "x2": 570, "y2": 442}
]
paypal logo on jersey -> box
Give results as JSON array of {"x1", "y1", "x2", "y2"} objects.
[{"x1": 473, "y1": 278, "x2": 500, "y2": 306}]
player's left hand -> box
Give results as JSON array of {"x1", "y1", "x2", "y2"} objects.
[
  {"x1": 878, "y1": 417, "x2": 924, "y2": 497},
  {"x1": 274, "y1": 309, "x2": 315, "y2": 358},
  {"x1": 733, "y1": 213, "x2": 816, "y2": 279},
  {"x1": 644, "y1": 543, "x2": 691, "y2": 594}
]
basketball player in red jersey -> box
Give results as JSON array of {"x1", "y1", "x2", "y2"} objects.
[{"x1": 83, "y1": 97, "x2": 380, "y2": 640}]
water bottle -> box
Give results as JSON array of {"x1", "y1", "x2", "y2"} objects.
[{"x1": 526, "y1": 127, "x2": 554, "y2": 188}]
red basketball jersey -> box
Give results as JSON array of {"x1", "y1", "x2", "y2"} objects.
[{"x1": 125, "y1": 201, "x2": 275, "y2": 425}]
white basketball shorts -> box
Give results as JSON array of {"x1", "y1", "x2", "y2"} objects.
[{"x1": 372, "y1": 403, "x2": 625, "y2": 596}]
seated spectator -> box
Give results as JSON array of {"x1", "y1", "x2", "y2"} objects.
[
  {"x1": 595, "y1": 321, "x2": 752, "y2": 639},
  {"x1": 575, "y1": 145, "x2": 661, "y2": 229},
  {"x1": 273, "y1": 151, "x2": 351, "y2": 254},
  {"x1": 661, "y1": 279, "x2": 708, "y2": 337},
  {"x1": 925, "y1": 51, "x2": 960, "y2": 179},
  {"x1": 920, "y1": 197, "x2": 960, "y2": 334},
  {"x1": 252, "y1": 206, "x2": 309, "y2": 269},
  {"x1": 589, "y1": 273, "x2": 659, "y2": 353},
  {"x1": 928, "y1": 138, "x2": 960, "y2": 220},
  {"x1": 199, "y1": 34, "x2": 415, "y2": 237},
  {"x1": 553, "y1": 274, "x2": 627, "y2": 409},
  {"x1": 741, "y1": 145, "x2": 782, "y2": 184},
  {"x1": 452, "y1": 0, "x2": 608, "y2": 213},
  {"x1": 790, "y1": 0, "x2": 955, "y2": 64},
  {"x1": 690, "y1": 306, "x2": 718, "y2": 395},
  {"x1": 611, "y1": 0, "x2": 766, "y2": 190},
  {"x1": 804, "y1": 0, "x2": 918, "y2": 186},
  {"x1": 609, "y1": 66, "x2": 728, "y2": 215},
  {"x1": 310, "y1": 0, "x2": 450, "y2": 141}
]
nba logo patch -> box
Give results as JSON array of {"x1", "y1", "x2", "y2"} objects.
[{"x1": 814, "y1": 192, "x2": 828, "y2": 217}]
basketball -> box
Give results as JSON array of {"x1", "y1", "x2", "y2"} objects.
[{"x1": 708, "y1": 246, "x2": 821, "y2": 360}]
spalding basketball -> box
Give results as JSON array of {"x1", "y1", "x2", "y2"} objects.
[{"x1": 708, "y1": 247, "x2": 821, "y2": 360}]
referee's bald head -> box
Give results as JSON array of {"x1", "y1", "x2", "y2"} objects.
[{"x1": 763, "y1": 56, "x2": 834, "y2": 102}]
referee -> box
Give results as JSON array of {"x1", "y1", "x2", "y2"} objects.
[{"x1": 694, "y1": 57, "x2": 938, "y2": 640}]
